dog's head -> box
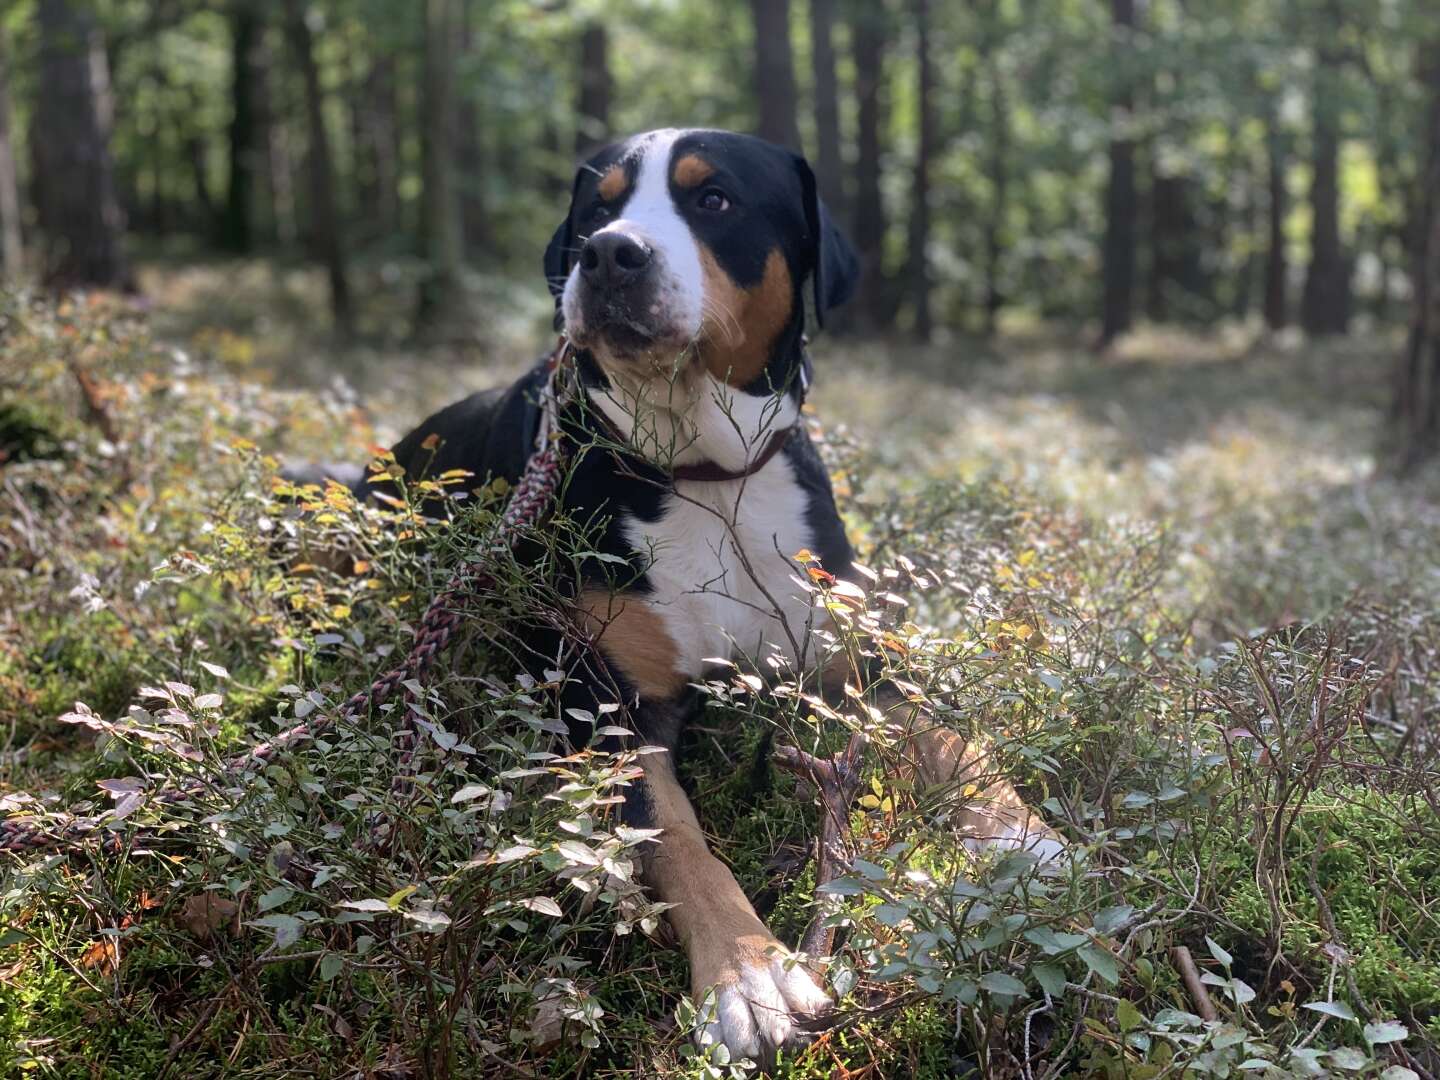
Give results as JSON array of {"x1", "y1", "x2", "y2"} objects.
[{"x1": 545, "y1": 129, "x2": 858, "y2": 392}]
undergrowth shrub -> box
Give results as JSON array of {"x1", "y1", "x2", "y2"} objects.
[{"x1": 2, "y1": 292, "x2": 1438, "y2": 1078}]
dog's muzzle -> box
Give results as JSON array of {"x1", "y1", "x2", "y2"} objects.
[{"x1": 575, "y1": 231, "x2": 677, "y2": 353}]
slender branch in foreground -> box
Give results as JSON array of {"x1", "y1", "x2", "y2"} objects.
[{"x1": 774, "y1": 731, "x2": 868, "y2": 959}]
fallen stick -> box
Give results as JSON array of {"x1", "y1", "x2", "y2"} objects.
[
  {"x1": 1169, "y1": 945, "x2": 1218, "y2": 1023},
  {"x1": 774, "y1": 731, "x2": 867, "y2": 959},
  {"x1": 69, "y1": 359, "x2": 121, "y2": 446}
]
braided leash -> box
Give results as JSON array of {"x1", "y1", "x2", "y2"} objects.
[{"x1": 0, "y1": 345, "x2": 574, "y2": 858}]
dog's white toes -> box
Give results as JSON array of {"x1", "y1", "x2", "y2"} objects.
[
  {"x1": 694, "y1": 946, "x2": 831, "y2": 1065},
  {"x1": 771, "y1": 954, "x2": 833, "y2": 1015}
]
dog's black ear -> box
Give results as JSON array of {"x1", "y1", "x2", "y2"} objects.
[
  {"x1": 543, "y1": 169, "x2": 586, "y2": 329},
  {"x1": 794, "y1": 154, "x2": 859, "y2": 330}
]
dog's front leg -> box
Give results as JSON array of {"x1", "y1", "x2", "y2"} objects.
[
  {"x1": 884, "y1": 695, "x2": 1068, "y2": 862},
  {"x1": 629, "y1": 720, "x2": 831, "y2": 1065},
  {"x1": 820, "y1": 656, "x2": 1066, "y2": 862}
]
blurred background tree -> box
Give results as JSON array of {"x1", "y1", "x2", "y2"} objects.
[{"x1": 0, "y1": 0, "x2": 1438, "y2": 461}]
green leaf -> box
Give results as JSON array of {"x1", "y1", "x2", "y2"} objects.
[
  {"x1": 557, "y1": 840, "x2": 600, "y2": 867},
  {"x1": 872, "y1": 903, "x2": 909, "y2": 928},
  {"x1": 1033, "y1": 963, "x2": 1066, "y2": 998},
  {"x1": 257, "y1": 885, "x2": 293, "y2": 912},
  {"x1": 251, "y1": 913, "x2": 302, "y2": 949},
  {"x1": 852, "y1": 858, "x2": 888, "y2": 881},
  {"x1": 493, "y1": 844, "x2": 539, "y2": 863},
  {"x1": 385, "y1": 885, "x2": 418, "y2": 910},
  {"x1": 1092, "y1": 904, "x2": 1134, "y2": 936},
  {"x1": 1363, "y1": 1021, "x2": 1408, "y2": 1045},
  {"x1": 1116, "y1": 999, "x2": 1143, "y2": 1031},
  {"x1": 1205, "y1": 936, "x2": 1233, "y2": 970},
  {"x1": 1379, "y1": 1068, "x2": 1420, "y2": 1080},
  {"x1": 337, "y1": 898, "x2": 392, "y2": 913},
  {"x1": 403, "y1": 909, "x2": 452, "y2": 932},
  {"x1": 979, "y1": 972, "x2": 1028, "y2": 998},
  {"x1": 1228, "y1": 977, "x2": 1256, "y2": 1006},
  {"x1": 1079, "y1": 944, "x2": 1119, "y2": 985},
  {"x1": 319, "y1": 952, "x2": 344, "y2": 981},
  {"x1": 520, "y1": 896, "x2": 563, "y2": 917},
  {"x1": 1302, "y1": 1000, "x2": 1357, "y2": 1021},
  {"x1": 1325, "y1": 1047, "x2": 1369, "y2": 1071}
]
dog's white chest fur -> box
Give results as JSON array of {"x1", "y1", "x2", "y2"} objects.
[{"x1": 624, "y1": 459, "x2": 817, "y2": 676}]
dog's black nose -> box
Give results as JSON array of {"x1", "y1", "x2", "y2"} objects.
[{"x1": 579, "y1": 232, "x2": 653, "y2": 290}]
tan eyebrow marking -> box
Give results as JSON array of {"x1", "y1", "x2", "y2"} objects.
[
  {"x1": 672, "y1": 154, "x2": 716, "y2": 189},
  {"x1": 598, "y1": 164, "x2": 629, "y2": 202}
]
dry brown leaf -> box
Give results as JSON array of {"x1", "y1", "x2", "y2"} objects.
[
  {"x1": 177, "y1": 894, "x2": 240, "y2": 941},
  {"x1": 78, "y1": 939, "x2": 118, "y2": 974}
]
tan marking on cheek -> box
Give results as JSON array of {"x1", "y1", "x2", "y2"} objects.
[
  {"x1": 672, "y1": 154, "x2": 715, "y2": 189},
  {"x1": 698, "y1": 246, "x2": 795, "y2": 387},
  {"x1": 597, "y1": 164, "x2": 628, "y2": 202},
  {"x1": 576, "y1": 588, "x2": 686, "y2": 699}
]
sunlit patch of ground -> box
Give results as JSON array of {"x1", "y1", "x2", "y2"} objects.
[{"x1": 138, "y1": 258, "x2": 1440, "y2": 633}]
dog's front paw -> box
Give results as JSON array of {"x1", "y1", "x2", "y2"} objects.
[{"x1": 692, "y1": 932, "x2": 831, "y2": 1066}]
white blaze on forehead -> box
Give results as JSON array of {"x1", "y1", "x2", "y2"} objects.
[{"x1": 561, "y1": 129, "x2": 705, "y2": 346}]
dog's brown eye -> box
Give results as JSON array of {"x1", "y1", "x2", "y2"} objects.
[{"x1": 698, "y1": 188, "x2": 731, "y2": 212}]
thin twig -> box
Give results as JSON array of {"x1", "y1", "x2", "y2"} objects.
[
  {"x1": 774, "y1": 731, "x2": 867, "y2": 958},
  {"x1": 1169, "y1": 946, "x2": 1218, "y2": 1023},
  {"x1": 155, "y1": 990, "x2": 226, "y2": 1080}
]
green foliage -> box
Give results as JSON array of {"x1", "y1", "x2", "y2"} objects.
[
  {"x1": 4, "y1": 290, "x2": 1440, "y2": 1077},
  {"x1": 5, "y1": 0, "x2": 1438, "y2": 330}
]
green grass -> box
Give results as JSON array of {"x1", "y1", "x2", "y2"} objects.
[{"x1": 3, "y1": 271, "x2": 1440, "y2": 1077}]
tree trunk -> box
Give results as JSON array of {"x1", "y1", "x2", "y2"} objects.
[
  {"x1": 749, "y1": 0, "x2": 801, "y2": 149},
  {"x1": 808, "y1": 0, "x2": 845, "y2": 218},
  {"x1": 1231, "y1": 146, "x2": 1258, "y2": 321},
  {"x1": 184, "y1": 88, "x2": 217, "y2": 234},
  {"x1": 283, "y1": 0, "x2": 352, "y2": 335},
  {"x1": 904, "y1": 0, "x2": 934, "y2": 340},
  {"x1": 575, "y1": 21, "x2": 612, "y2": 157},
  {"x1": 1263, "y1": 114, "x2": 1289, "y2": 330},
  {"x1": 1300, "y1": 51, "x2": 1350, "y2": 336},
  {"x1": 221, "y1": 2, "x2": 260, "y2": 252},
  {"x1": 1097, "y1": 0, "x2": 1137, "y2": 347},
  {"x1": 0, "y1": 25, "x2": 23, "y2": 279},
  {"x1": 354, "y1": 54, "x2": 400, "y2": 238},
  {"x1": 850, "y1": 1, "x2": 888, "y2": 330},
  {"x1": 1391, "y1": 47, "x2": 1440, "y2": 471},
  {"x1": 982, "y1": 50, "x2": 1008, "y2": 338},
  {"x1": 458, "y1": 0, "x2": 490, "y2": 259},
  {"x1": 33, "y1": 0, "x2": 129, "y2": 289},
  {"x1": 1148, "y1": 172, "x2": 1199, "y2": 323},
  {"x1": 416, "y1": 0, "x2": 468, "y2": 338}
]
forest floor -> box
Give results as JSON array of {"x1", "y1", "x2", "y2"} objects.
[{"x1": 3, "y1": 263, "x2": 1440, "y2": 1078}]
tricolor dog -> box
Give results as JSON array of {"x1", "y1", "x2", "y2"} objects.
[{"x1": 353, "y1": 128, "x2": 1063, "y2": 1064}]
